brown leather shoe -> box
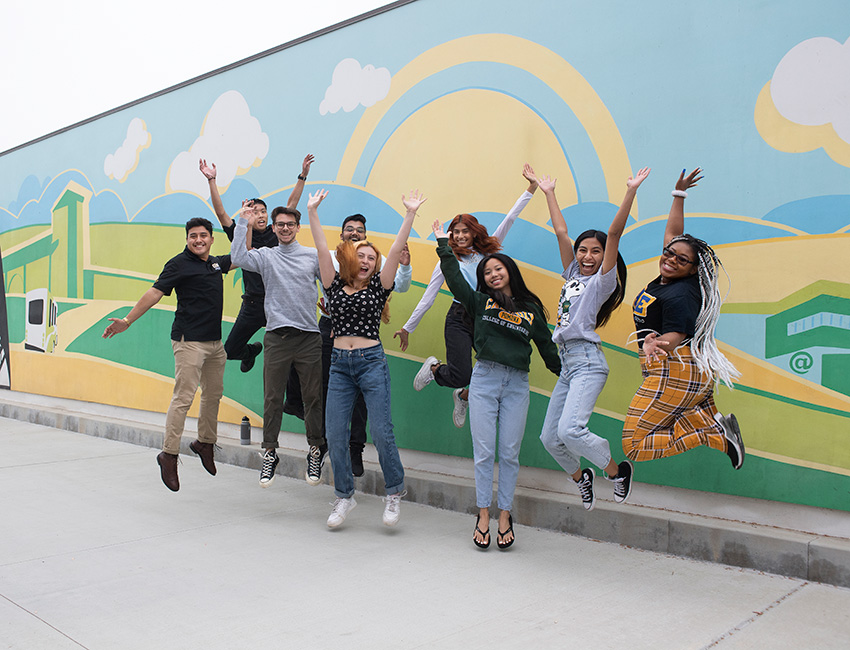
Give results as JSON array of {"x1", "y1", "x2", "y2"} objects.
[
  {"x1": 189, "y1": 440, "x2": 217, "y2": 476},
  {"x1": 157, "y1": 452, "x2": 180, "y2": 491}
]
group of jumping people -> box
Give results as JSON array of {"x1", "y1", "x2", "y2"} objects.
[{"x1": 104, "y1": 156, "x2": 745, "y2": 548}]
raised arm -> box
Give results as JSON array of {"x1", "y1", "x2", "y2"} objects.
[
  {"x1": 601, "y1": 167, "x2": 651, "y2": 274},
  {"x1": 537, "y1": 174, "x2": 575, "y2": 270},
  {"x1": 231, "y1": 203, "x2": 261, "y2": 272},
  {"x1": 491, "y1": 164, "x2": 538, "y2": 243},
  {"x1": 664, "y1": 168, "x2": 702, "y2": 246},
  {"x1": 381, "y1": 191, "x2": 426, "y2": 290},
  {"x1": 102, "y1": 287, "x2": 165, "y2": 338},
  {"x1": 199, "y1": 159, "x2": 232, "y2": 229},
  {"x1": 306, "y1": 189, "x2": 336, "y2": 288},
  {"x1": 433, "y1": 219, "x2": 476, "y2": 311},
  {"x1": 287, "y1": 154, "x2": 315, "y2": 210}
]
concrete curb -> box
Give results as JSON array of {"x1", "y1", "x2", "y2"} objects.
[{"x1": 2, "y1": 397, "x2": 849, "y2": 588}]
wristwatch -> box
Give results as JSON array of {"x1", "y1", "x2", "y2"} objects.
[{"x1": 297, "y1": 174, "x2": 307, "y2": 181}]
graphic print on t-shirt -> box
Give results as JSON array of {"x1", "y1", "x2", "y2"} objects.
[
  {"x1": 632, "y1": 287, "x2": 656, "y2": 319},
  {"x1": 557, "y1": 278, "x2": 585, "y2": 328}
]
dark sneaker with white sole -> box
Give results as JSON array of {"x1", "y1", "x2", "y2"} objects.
[
  {"x1": 718, "y1": 413, "x2": 745, "y2": 469},
  {"x1": 611, "y1": 460, "x2": 633, "y2": 503},
  {"x1": 575, "y1": 467, "x2": 596, "y2": 511},
  {"x1": 259, "y1": 448, "x2": 279, "y2": 487},
  {"x1": 306, "y1": 445, "x2": 326, "y2": 485}
]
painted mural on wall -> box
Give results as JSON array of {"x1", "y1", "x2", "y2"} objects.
[{"x1": 1, "y1": 0, "x2": 848, "y2": 510}]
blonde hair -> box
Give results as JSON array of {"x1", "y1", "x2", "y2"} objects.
[{"x1": 335, "y1": 240, "x2": 391, "y2": 324}]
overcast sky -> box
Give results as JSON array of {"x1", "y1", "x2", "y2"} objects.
[{"x1": 0, "y1": 0, "x2": 391, "y2": 153}]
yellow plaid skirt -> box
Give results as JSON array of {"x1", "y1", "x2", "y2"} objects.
[{"x1": 622, "y1": 346, "x2": 725, "y2": 462}]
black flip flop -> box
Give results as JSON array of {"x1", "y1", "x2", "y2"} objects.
[
  {"x1": 497, "y1": 514, "x2": 514, "y2": 550},
  {"x1": 473, "y1": 513, "x2": 490, "y2": 549}
]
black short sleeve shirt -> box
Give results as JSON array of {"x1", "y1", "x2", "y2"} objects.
[
  {"x1": 632, "y1": 274, "x2": 700, "y2": 347},
  {"x1": 153, "y1": 247, "x2": 232, "y2": 341},
  {"x1": 223, "y1": 222, "x2": 278, "y2": 297}
]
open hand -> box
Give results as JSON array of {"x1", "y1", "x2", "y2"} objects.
[
  {"x1": 627, "y1": 167, "x2": 651, "y2": 190},
  {"x1": 307, "y1": 189, "x2": 328, "y2": 210},
  {"x1": 432, "y1": 219, "x2": 448, "y2": 239},
  {"x1": 402, "y1": 189, "x2": 427, "y2": 213},
  {"x1": 302, "y1": 154, "x2": 315, "y2": 177},
  {"x1": 676, "y1": 168, "x2": 703, "y2": 192},
  {"x1": 642, "y1": 333, "x2": 669, "y2": 363},
  {"x1": 536, "y1": 174, "x2": 556, "y2": 194},
  {"x1": 393, "y1": 328, "x2": 410, "y2": 351},
  {"x1": 523, "y1": 163, "x2": 538, "y2": 191},
  {"x1": 102, "y1": 317, "x2": 128, "y2": 339},
  {"x1": 199, "y1": 159, "x2": 216, "y2": 180}
]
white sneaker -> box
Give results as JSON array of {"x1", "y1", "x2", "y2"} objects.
[
  {"x1": 327, "y1": 497, "x2": 357, "y2": 528},
  {"x1": 382, "y1": 491, "x2": 406, "y2": 527},
  {"x1": 413, "y1": 356, "x2": 439, "y2": 391},
  {"x1": 452, "y1": 389, "x2": 468, "y2": 428}
]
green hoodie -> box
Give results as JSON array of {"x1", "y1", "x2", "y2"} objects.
[{"x1": 437, "y1": 238, "x2": 560, "y2": 375}]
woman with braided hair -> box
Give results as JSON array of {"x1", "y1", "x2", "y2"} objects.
[{"x1": 623, "y1": 168, "x2": 745, "y2": 468}]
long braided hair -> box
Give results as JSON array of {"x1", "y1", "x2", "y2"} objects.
[{"x1": 668, "y1": 234, "x2": 739, "y2": 387}]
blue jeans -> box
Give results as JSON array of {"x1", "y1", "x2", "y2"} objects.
[
  {"x1": 540, "y1": 340, "x2": 612, "y2": 476},
  {"x1": 468, "y1": 360, "x2": 529, "y2": 511},
  {"x1": 326, "y1": 344, "x2": 405, "y2": 499}
]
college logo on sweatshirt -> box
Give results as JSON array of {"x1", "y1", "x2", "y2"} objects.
[{"x1": 483, "y1": 298, "x2": 534, "y2": 335}]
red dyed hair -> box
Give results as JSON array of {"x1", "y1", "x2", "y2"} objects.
[
  {"x1": 335, "y1": 240, "x2": 391, "y2": 323},
  {"x1": 447, "y1": 214, "x2": 501, "y2": 257}
]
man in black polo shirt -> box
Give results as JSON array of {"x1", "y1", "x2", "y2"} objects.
[
  {"x1": 199, "y1": 155, "x2": 313, "y2": 373},
  {"x1": 103, "y1": 217, "x2": 232, "y2": 492}
]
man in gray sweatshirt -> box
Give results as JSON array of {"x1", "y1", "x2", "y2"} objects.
[{"x1": 231, "y1": 202, "x2": 326, "y2": 487}]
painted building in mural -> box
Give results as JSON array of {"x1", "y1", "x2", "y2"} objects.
[{"x1": 1, "y1": 0, "x2": 848, "y2": 510}]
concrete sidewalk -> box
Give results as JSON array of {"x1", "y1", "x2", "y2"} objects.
[
  {"x1": 1, "y1": 390, "x2": 849, "y2": 591},
  {"x1": 2, "y1": 416, "x2": 850, "y2": 649}
]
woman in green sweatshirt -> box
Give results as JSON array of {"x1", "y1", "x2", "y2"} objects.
[{"x1": 432, "y1": 220, "x2": 560, "y2": 550}]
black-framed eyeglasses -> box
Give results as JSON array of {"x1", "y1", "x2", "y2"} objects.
[
  {"x1": 661, "y1": 245, "x2": 694, "y2": 266},
  {"x1": 275, "y1": 222, "x2": 298, "y2": 230}
]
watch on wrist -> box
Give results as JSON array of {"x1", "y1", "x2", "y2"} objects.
[{"x1": 297, "y1": 174, "x2": 307, "y2": 181}]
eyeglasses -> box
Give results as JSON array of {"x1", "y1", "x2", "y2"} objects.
[
  {"x1": 661, "y1": 245, "x2": 694, "y2": 266},
  {"x1": 275, "y1": 222, "x2": 298, "y2": 230},
  {"x1": 343, "y1": 226, "x2": 366, "y2": 234}
]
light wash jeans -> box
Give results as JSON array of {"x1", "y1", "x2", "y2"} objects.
[
  {"x1": 468, "y1": 359, "x2": 529, "y2": 511},
  {"x1": 540, "y1": 340, "x2": 612, "y2": 476},
  {"x1": 326, "y1": 344, "x2": 405, "y2": 499}
]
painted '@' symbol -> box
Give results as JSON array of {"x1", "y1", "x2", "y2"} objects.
[{"x1": 789, "y1": 351, "x2": 813, "y2": 374}]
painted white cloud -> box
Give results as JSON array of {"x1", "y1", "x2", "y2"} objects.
[
  {"x1": 104, "y1": 118, "x2": 150, "y2": 182},
  {"x1": 771, "y1": 36, "x2": 850, "y2": 142},
  {"x1": 319, "y1": 58, "x2": 391, "y2": 115},
  {"x1": 167, "y1": 90, "x2": 269, "y2": 197}
]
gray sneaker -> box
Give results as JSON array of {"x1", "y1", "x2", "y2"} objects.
[
  {"x1": 452, "y1": 389, "x2": 468, "y2": 428},
  {"x1": 413, "y1": 356, "x2": 439, "y2": 391},
  {"x1": 718, "y1": 413, "x2": 745, "y2": 470}
]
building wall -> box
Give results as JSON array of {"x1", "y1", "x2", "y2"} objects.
[{"x1": 1, "y1": 0, "x2": 849, "y2": 509}]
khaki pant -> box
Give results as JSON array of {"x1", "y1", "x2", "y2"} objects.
[{"x1": 163, "y1": 339, "x2": 227, "y2": 454}]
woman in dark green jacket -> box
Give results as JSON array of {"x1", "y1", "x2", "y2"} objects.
[{"x1": 432, "y1": 220, "x2": 560, "y2": 550}]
